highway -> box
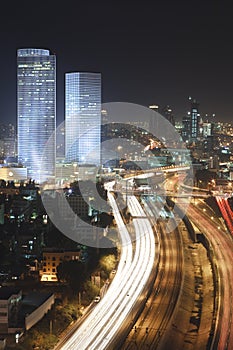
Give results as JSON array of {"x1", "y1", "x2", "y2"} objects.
[
  {"x1": 57, "y1": 192, "x2": 156, "y2": 350},
  {"x1": 187, "y1": 203, "x2": 233, "y2": 349},
  {"x1": 122, "y1": 197, "x2": 183, "y2": 349},
  {"x1": 216, "y1": 195, "x2": 233, "y2": 234}
]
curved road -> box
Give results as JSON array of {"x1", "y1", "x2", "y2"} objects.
[
  {"x1": 187, "y1": 204, "x2": 233, "y2": 350},
  {"x1": 57, "y1": 192, "x2": 156, "y2": 350},
  {"x1": 122, "y1": 197, "x2": 183, "y2": 349}
]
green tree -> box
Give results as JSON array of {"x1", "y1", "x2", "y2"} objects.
[
  {"x1": 83, "y1": 280, "x2": 100, "y2": 302},
  {"x1": 57, "y1": 260, "x2": 87, "y2": 292},
  {"x1": 99, "y1": 254, "x2": 116, "y2": 274}
]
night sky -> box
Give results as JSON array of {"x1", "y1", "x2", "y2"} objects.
[{"x1": 0, "y1": 0, "x2": 233, "y2": 125}]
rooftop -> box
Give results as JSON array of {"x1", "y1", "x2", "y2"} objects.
[{"x1": 0, "y1": 287, "x2": 21, "y2": 300}]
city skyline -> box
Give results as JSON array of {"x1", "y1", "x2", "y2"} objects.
[{"x1": 0, "y1": 0, "x2": 233, "y2": 125}]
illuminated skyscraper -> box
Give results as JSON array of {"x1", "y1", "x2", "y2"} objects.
[
  {"x1": 0, "y1": 123, "x2": 16, "y2": 159},
  {"x1": 189, "y1": 97, "x2": 200, "y2": 140},
  {"x1": 182, "y1": 113, "x2": 191, "y2": 141},
  {"x1": 65, "y1": 72, "x2": 101, "y2": 165},
  {"x1": 17, "y1": 48, "x2": 56, "y2": 182}
]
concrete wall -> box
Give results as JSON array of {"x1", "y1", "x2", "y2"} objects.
[{"x1": 25, "y1": 294, "x2": 55, "y2": 331}]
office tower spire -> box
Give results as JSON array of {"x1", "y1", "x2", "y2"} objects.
[{"x1": 17, "y1": 48, "x2": 56, "y2": 183}]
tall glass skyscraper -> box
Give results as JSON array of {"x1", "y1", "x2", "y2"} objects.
[
  {"x1": 17, "y1": 48, "x2": 56, "y2": 183},
  {"x1": 65, "y1": 72, "x2": 101, "y2": 165}
]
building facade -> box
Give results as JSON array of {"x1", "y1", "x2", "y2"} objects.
[
  {"x1": 17, "y1": 48, "x2": 56, "y2": 183},
  {"x1": 190, "y1": 97, "x2": 200, "y2": 140},
  {"x1": 0, "y1": 288, "x2": 22, "y2": 333},
  {"x1": 40, "y1": 249, "x2": 81, "y2": 282},
  {"x1": 65, "y1": 72, "x2": 101, "y2": 165},
  {"x1": 0, "y1": 167, "x2": 27, "y2": 182},
  {"x1": 182, "y1": 113, "x2": 191, "y2": 141},
  {"x1": 0, "y1": 123, "x2": 16, "y2": 160}
]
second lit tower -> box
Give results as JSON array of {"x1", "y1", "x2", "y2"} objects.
[{"x1": 65, "y1": 72, "x2": 101, "y2": 165}]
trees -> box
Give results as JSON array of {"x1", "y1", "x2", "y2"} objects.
[
  {"x1": 99, "y1": 254, "x2": 117, "y2": 274},
  {"x1": 83, "y1": 280, "x2": 99, "y2": 302},
  {"x1": 57, "y1": 260, "x2": 87, "y2": 292}
]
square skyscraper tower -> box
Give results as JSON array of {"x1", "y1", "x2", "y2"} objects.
[{"x1": 65, "y1": 72, "x2": 101, "y2": 165}]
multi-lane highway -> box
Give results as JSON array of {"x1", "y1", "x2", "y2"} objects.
[
  {"x1": 187, "y1": 203, "x2": 233, "y2": 349},
  {"x1": 53, "y1": 170, "x2": 233, "y2": 349},
  {"x1": 122, "y1": 196, "x2": 183, "y2": 349},
  {"x1": 56, "y1": 191, "x2": 156, "y2": 350},
  {"x1": 216, "y1": 195, "x2": 233, "y2": 234}
]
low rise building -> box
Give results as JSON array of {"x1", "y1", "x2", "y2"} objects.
[
  {"x1": 0, "y1": 287, "x2": 22, "y2": 334},
  {"x1": 40, "y1": 248, "x2": 81, "y2": 282},
  {"x1": 21, "y1": 292, "x2": 55, "y2": 331},
  {"x1": 0, "y1": 167, "x2": 27, "y2": 182}
]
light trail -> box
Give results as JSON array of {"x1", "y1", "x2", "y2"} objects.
[
  {"x1": 188, "y1": 204, "x2": 233, "y2": 349},
  {"x1": 59, "y1": 193, "x2": 155, "y2": 350},
  {"x1": 216, "y1": 196, "x2": 233, "y2": 234},
  {"x1": 89, "y1": 218, "x2": 155, "y2": 350}
]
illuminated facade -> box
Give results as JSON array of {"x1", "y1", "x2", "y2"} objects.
[
  {"x1": 17, "y1": 48, "x2": 56, "y2": 183},
  {"x1": 0, "y1": 123, "x2": 16, "y2": 159},
  {"x1": 65, "y1": 72, "x2": 101, "y2": 165},
  {"x1": 190, "y1": 97, "x2": 200, "y2": 140},
  {"x1": 40, "y1": 248, "x2": 81, "y2": 282}
]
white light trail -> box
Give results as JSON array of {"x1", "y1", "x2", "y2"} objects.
[{"x1": 60, "y1": 193, "x2": 155, "y2": 350}]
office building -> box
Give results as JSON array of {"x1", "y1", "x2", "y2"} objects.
[
  {"x1": 161, "y1": 105, "x2": 175, "y2": 126},
  {"x1": 182, "y1": 113, "x2": 191, "y2": 141},
  {"x1": 65, "y1": 72, "x2": 101, "y2": 165},
  {"x1": 17, "y1": 48, "x2": 56, "y2": 183},
  {"x1": 149, "y1": 104, "x2": 175, "y2": 128},
  {"x1": 0, "y1": 123, "x2": 16, "y2": 159},
  {"x1": 202, "y1": 122, "x2": 213, "y2": 138},
  {"x1": 189, "y1": 97, "x2": 200, "y2": 140},
  {"x1": 148, "y1": 104, "x2": 158, "y2": 128}
]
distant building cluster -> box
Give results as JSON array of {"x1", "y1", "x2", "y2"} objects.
[{"x1": 180, "y1": 97, "x2": 213, "y2": 142}]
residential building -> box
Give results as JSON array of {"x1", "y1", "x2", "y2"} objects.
[
  {"x1": 0, "y1": 287, "x2": 22, "y2": 333},
  {"x1": 40, "y1": 248, "x2": 81, "y2": 282}
]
